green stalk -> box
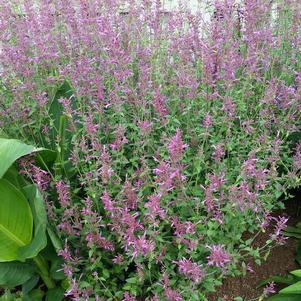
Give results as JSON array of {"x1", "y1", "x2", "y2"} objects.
[
  {"x1": 55, "y1": 115, "x2": 67, "y2": 177},
  {"x1": 33, "y1": 255, "x2": 55, "y2": 289}
]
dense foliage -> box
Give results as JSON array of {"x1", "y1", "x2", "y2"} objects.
[{"x1": 1, "y1": 0, "x2": 301, "y2": 300}]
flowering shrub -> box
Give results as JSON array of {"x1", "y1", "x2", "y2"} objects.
[{"x1": 1, "y1": 0, "x2": 301, "y2": 300}]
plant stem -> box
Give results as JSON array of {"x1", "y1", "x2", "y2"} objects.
[{"x1": 33, "y1": 255, "x2": 55, "y2": 289}]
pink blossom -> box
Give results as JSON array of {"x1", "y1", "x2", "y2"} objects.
[
  {"x1": 138, "y1": 120, "x2": 153, "y2": 136},
  {"x1": 175, "y1": 258, "x2": 204, "y2": 282},
  {"x1": 212, "y1": 143, "x2": 225, "y2": 163},
  {"x1": 168, "y1": 129, "x2": 188, "y2": 162},
  {"x1": 145, "y1": 193, "x2": 166, "y2": 220},
  {"x1": 164, "y1": 288, "x2": 182, "y2": 301},
  {"x1": 130, "y1": 233, "x2": 155, "y2": 258},
  {"x1": 112, "y1": 254, "x2": 124, "y2": 265},
  {"x1": 56, "y1": 180, "x2": 71, "y2": 207},
  {"x1": 123, "y1": 292, "x2": 136, "y2": 301},
  {"x1": 101, "y1": 191, "x2": 115, "y2": 212},
  {"x1": 263, "y1": 282, "x2": 276, "y2": 297},
  {"x1": 270, "y1": 216, "x2": 289, "y2": 244},
  {"x1": 85, "y1": 232, "x2": 115, "y2": 251},
  {"x1": 203, "y1": 112, "x2": 213, "y2": 128},
  {"x1": 207, "y1": 244, "x2": 231, "y2": 268},
  {"x1": 153, "y1": 88, "x2": 169, "y2": 118}
]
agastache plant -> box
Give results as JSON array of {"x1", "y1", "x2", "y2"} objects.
[{"x1": 1, "y1": 0, "x2": 301, "y2": 300}]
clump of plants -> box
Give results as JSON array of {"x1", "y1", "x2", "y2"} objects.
[{"x1": 1, "y1": 0, "x2": 301, "y2": 300}]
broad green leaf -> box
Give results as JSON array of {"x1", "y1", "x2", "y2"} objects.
[
  {"x1": 0, "y1": 262, "x2": 36, "y2": 287},
  {"x1": 296, "y1": 241, "x2": 301, "y2": 266},
  {"x1": 22, "y1": 275, "x2": 40, "y2": 295},
  {"x1": 257, "y1": 275, "x2": 296, "y2": 288},
  {"x1": 233, "y1": 297, "x2": 243, "y2": 301},
  {"x1": 45, "y1": 288, "x2": 65, "y2": 301},
  {"x1": 0, "y1": 291, "x2": 14, "y2": 301},
  {"x1": 49, "y1": 81, "x2": 74, "y2": 149},
  {"x1": 49, "y1": 82, "x2": 76, "y2": 177},
  {"x1": 0, "y1": 179, "x2": 33, "y2": 262},
  {"x1": 280, "y1": 281, "x2": 301, "y2": 294},
  {"x1": 266, "y1": 295, "x2": 301, "y2": 301},
  {"x1": 3, "y1": 166, "x2": 27, "y2": 190},
  {"x1": 49, "y1": 80, "x2": 73, "y2": 135},
  {"x1": 27, "y1": 289, "x2": 44, "y2": 301},
  {"x1": 47, "y1": 227, "x2": 62, "y2": 252},
  {"x1": 0, "y1": 138, "x2": 36, "y2": 178},
  {"x1": 35, "y1": 150, "x2": 57, "y2": 168},
  {"x1": 283, "y1": 232, "x2": 301, "y2": 239},
  {"x1": 290, "y1": 270, "x2": 301, "y2": 278},
  {"x1": 50, "y1": 258, "x2": 65, "y2": 280},
  {"x1": 18, "y1": 185, "x2": 48, "y2": 260},
  {"x1": 284, "y1": 226, "x2": 301, "y2": 235},
  {"x1": 0, "y1": 138, "x2": 55, "y2": 180}
]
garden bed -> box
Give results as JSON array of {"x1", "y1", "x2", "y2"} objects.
[
  {"x1": 208, "y1": 196, "x2": 301, "y2": 300},
  {"x1": 1, "y1": 0, "x2": 301, "y2": 300}
]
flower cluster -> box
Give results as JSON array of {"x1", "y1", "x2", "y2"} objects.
[{"x1": 1, "y1": 0, "x2": 301, "y2": 300}]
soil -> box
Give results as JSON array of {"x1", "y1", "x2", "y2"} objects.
[{"x1": 207, "y1": 194, "x2": 301, "y2": 301}]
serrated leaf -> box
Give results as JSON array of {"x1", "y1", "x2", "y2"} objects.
[{"x1": 0, "y1": 179, "x2": 33, "y2": 261}]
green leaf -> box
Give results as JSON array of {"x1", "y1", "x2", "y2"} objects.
[
  {"x1": 126, "y1": 277, "x2": 138, "y2": 284},
  {"x1": 0, "y1": 291, "x2": 14, "y2": 301},
  {"x1": 18, "y1": 185, "x2": 48, "y2": 260},
  {"x1": 296, "y1": 241, "x2": 301, "y2": 266},
  {"x1": 50, "y1": 258, "x2": 65, "y2": 280},
  {"x1": 49, "y1": 81, "x2": 74, "y2": 149},
  {"x1": 49, "y1": 81, "x2": 73, "y2": 135},
  {"x1": 266, "y1": 295, "x2": 301, "y2": 301},
  {"x1": 48, "y1": 82, "x2": 76, "y2": 177},
  {"x1": 290, "y1": 270, "x2": 301, "y2": 278},
  {"x1": 45, "y1": 288, "x2": 65, "y2": 301},
  {"x1": 0, "y1": 179, "x2": 33, "y2": 262},
  {"x1": 0, "y1": 138, "x2": 36, "y2": 178},
  {"x1": 22, "y1": 275, "x2": 40, "y2": 295},
  {"x1": 35, "y1": 150, "x2": 57, "y2": 169},
  {"x1": 284, "y1": 226, "x2": 301, "y2": 235},
  {"x1": 47, "y1": 227, "x2": 62, "y2": 252},
  {"x1": 284, "y1": 233, "x2": 301, "y2": 239},
  {"x1": 0, "y1": 262, "x2": 36, "y2": 287},
  {"x1": 27, "y1": 289, "x2": 44, "y2": 301},
  {"x1": 280, "y1": 281, "x2": 301, "y2": 294},
  {"x1": 258, "y1": 275, "x2": 296, "y2": 288},
  {"x1": 2, "y1": 166, "x2": 27, "y2": 190}
]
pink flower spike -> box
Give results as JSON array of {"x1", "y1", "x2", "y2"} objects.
[
  {"x1": 167, "y1": 129, "x2": 188, "y2": 162},
  {"x1": 207, "y1": 244, "x2": 231, "y2": 268},
  {"x1": 174, "y1": 258, "x2": 204, "y2": 283}
]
